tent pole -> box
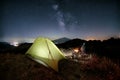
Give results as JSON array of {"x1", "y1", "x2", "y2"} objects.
[{"x1": 45, "y1": 39, "x2": 55, "y2": 63}]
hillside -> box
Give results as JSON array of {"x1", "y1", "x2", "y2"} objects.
[
  {"x1": 0, "y1": 53, "x2": 120, "y2": 80},
  {"x1": 0, "y1": 53, "x2": 64, "y2": 80},
  {"x1": 0, "y1": 37, "x2": 120, "y2": 80}
]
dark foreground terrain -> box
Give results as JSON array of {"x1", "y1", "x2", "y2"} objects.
[
  {"x1": 0, "y1": 53, "x2": 64, "y2": 80},
  {"x1": 0, "y1": 53, "x2": 120, "y2": 80}
]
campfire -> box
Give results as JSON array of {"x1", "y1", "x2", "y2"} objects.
[
  {"x1": 73, "y1": 47, "x2": 80, "y2": 53},
  {"x1": 72, "y1": 47, "x2": 81, "y2": 60}
]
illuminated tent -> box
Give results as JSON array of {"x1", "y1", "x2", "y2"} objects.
[{"x1": 26, "y1": 37, "x2": 66, "y2": 71}]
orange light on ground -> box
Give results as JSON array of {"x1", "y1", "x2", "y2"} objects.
[{"x1": 73, "y1": 48, "x2": 79, "y2": 53}]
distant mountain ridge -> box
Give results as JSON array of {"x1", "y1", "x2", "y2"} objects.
[
  {"x1": 53, "y1": 37, "x2": 71, "y2": 44},
  {"x1": 56, "y1": 38, "x2": 86, "y2": 48}
]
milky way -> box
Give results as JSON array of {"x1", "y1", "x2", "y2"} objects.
[{"x1": 1, "y1": 0, "x2": 119, "y2": 42}]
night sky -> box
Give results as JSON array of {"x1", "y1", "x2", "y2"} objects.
[{"x1": 1, "y1": 0, "x2": 120, "y2": 43}]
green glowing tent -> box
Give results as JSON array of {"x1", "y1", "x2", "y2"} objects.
[{"x1": 26, "y1": 37, "x2": 66, "y2": 71}]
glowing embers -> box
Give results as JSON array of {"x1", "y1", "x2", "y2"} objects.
[
  {"x1": 72, "y1": 47, "x2": 81, "y2": 60},
  {"x1": 73, "y1": 47, "x2": 80, "y2": 53}
]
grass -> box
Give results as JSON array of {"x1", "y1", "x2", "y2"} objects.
[
  {"x1": 0, "y1": 53, "x2": 120, "y2": 80},
  {"x1": 0, "y1": 53, "x2": 64, "y2": 80},
  {"x1": 79, "y1": 54, "x2": 120, "y2": 80}
]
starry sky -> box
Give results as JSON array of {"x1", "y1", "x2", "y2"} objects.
[{"x1": 0, "y1": 0, "x2": 120, "y2": 43}]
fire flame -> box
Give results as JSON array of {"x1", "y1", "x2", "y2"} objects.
[{"x1": 73, "y1": 48, "x2": 79, "y2": 53}]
